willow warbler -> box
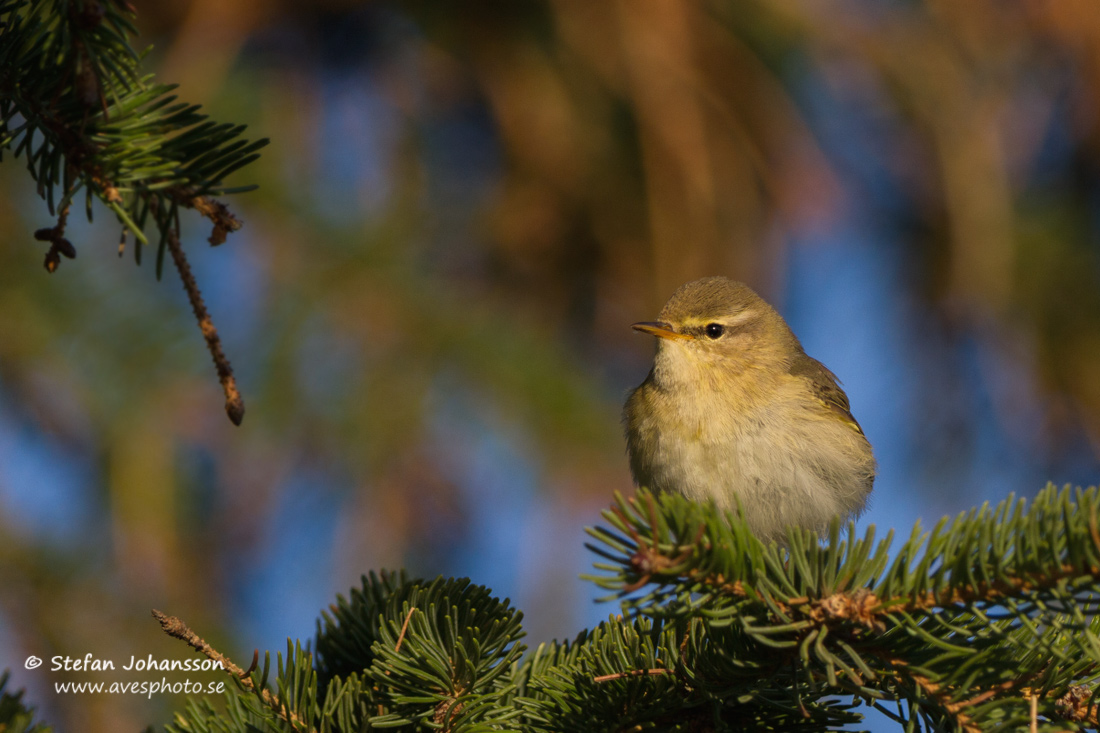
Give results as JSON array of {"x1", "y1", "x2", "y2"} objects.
[{"x1": 624, "y1": 277, "x2": 874, "y2": 542}]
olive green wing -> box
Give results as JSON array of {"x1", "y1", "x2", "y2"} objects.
[{"x1": 789, "y1": 353, "x2": 866, "y2": 437}]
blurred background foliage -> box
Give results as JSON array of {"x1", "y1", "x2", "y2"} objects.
[{"x1": 3, "y1": 0, "x2": 1100, "y2": 730}]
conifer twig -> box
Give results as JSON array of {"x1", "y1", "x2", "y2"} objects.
[
  {"x1": 152, "y1": 609, "x2": 314, "y2": 733},
  {"x1": 1, "y1": 0, "x2": 264, "y2": 424},
  {"x1": 394, "y1": 606, "x2": 416, "y2": 653},
  {"x1": 164, "y1": 229, "x2": 245, "y2": 425},
  {"x1": 592, "y1": 668, "x2": 670, "y2": 683},
  {"x1": 587, "y1": 486, "x2": 1100, "y2": 728}
]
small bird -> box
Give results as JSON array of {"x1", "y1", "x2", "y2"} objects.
[{"x1": 624, "y1": 277, "x2": 874, "y2": 542}]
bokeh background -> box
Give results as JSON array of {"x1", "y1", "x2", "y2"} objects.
[{"x1": 3, "y1": 1, "x2": 1100, "y2": 730}]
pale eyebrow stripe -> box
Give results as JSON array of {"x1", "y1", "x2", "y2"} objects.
[
  {"x1": 724, "y1": 309, "x2": 756, "y2": 327},
  {"x1": 682, "y1": 308, "x2": 757, "y2": 330}
]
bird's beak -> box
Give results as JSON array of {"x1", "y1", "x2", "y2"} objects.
[{"x1": 631, "y1": 321, "x2": 694, "y2": 341}]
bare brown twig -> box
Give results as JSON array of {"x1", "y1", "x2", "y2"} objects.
[
  {"x1": 593, "y1": 668, "x2": 671, "y2": 683},
  {"x1": 394, "y1": 606, "x2": 416, "y2": 653},
  {"x1": 152, "y1": 609, "x2": 314, "y2": 733},
  {"x1": 164, "y1": 229, "x2": 245, "y2": 425}
]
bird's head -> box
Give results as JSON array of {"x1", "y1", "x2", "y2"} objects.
[{"x1": 633, "y1": 277, "x2": 801, "y2": 389}]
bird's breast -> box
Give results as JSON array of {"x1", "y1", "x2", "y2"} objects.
[{"x1": 624, "y1": 378, "x2": 873, "y2": 540}]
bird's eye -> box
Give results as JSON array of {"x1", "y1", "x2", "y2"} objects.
[{"x1": 704, "y1": 323, "x2": 725, "y2": 339}]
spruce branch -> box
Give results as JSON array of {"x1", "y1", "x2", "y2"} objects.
[
  {"x1": 0, "y1": 0, "x2": 267, "y2": 424},
  {"x1": 152, "y1": 609, "x2": 315, "y2": 733},
  {"x1": 132, "y1": 488, "x2": 1100, "y2": 729},
  {"x1": 585, "y1": 484, "x2": 1100, "y2": 730},
  {"x1": 164, "y1": 575, "x2": 529, "y2": 733}
]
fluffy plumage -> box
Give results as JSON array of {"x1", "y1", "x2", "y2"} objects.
[{"x1": 624, "y1": 277, "x2": 875, "y2": 542}]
